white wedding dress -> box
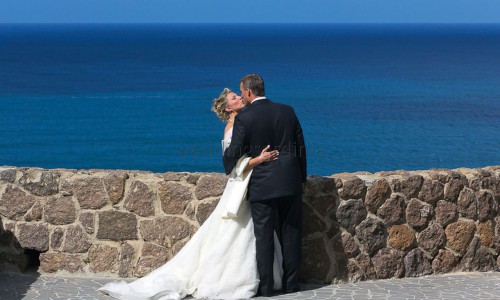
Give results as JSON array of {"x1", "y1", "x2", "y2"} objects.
[{"x1": 99, "y1": 127, "x2": 283, "y2": 300}]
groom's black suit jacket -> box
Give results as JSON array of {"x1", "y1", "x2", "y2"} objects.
[{"x1": 223, "y1": 99, "x2": 307, "y2": 202}]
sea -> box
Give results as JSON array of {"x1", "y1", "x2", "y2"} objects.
[{"x1": 0, "y1": 23, "x2": 499, "y2": 176}]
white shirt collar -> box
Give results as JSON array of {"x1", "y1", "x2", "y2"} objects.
[{"x1": 250, "y1": 97, "x2": 267, "y2": 104}]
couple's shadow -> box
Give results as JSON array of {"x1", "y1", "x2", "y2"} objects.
[{"x1": 0, "y1": 218, "x2": 41, "y2": 300}]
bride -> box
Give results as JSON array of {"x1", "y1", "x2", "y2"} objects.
[{"x1": 98, "y1": 88, "x2": 283, "y2": 299}]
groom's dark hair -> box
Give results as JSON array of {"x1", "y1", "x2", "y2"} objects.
[{"x1": 241, "y1": 74, "x2": 265, "y2": 97}]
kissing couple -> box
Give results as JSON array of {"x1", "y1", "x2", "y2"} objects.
[{"x1": 99, "y1": 74, "x2": 307, "y2": 299}]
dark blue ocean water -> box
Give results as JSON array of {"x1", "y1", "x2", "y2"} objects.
[{"x1": 0, "y1": 24, "x2": 499, "y2": 176}]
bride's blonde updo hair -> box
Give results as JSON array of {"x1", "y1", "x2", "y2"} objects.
[{"x1": 211, "y1": 88, "x2": 232, "y2": 123}]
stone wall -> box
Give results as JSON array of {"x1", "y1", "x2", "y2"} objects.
[{"x1": 0, "y1": 165, "x2": 499, "y2": 283}]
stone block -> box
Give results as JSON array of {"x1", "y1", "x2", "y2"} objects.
[
  {"x1": 432, "y1": 249, "x2": 459, "y2": 273},
  {"x1": 103, "y1": 171, "x2": 127, "y2": 204},
  {"x1": 388, "y1": 224, "x2": 415, "y2": 252},
  {"x1": 372, "y1": 248, "x2": 404, "y2": 279},
  {"x1": 337, "y1": 176, "x2": 366, "y2": 200},
  {"x1": 418, "y1": 179, "x2": 444, "y2": 205},
  {"x1": 0, "y1": 168, "x2": 16, "y2": 183},
  {"x1": 406, "y1": 199, "x2": 433, "y2": 231},
  {"x1": 72, "y1": 177, "x2": 109, "y2": 209},
  {"x1": 89, "y1": 244, "x2": 119, "y2": 272},
  {"x1": 19, "y1": 170, "x2": 59, "y2": 196},
  {"x1": 457, "y1": 188, "x2": 477, "y2": 220},
  {"x1": 445, "y1": 220, "x2": 475, "y2": 255},
  {"x1": 377, "y1": 194, "x2": 406, "y2": 226},
  {"x1": 17, "y1": 223, "x2": 49, "y2": 251},
  {"x1": 195, "y1": 173, "x2": 227, "y2": 200},
  {"x1": 123, "y1": 181, "x2": 155, "y2": 217},
  {"x1": 477, "y1": 190, "x2": 496, "y2": 222},
  {"x1": 44, "y1": 195, "x2": 77, "y2": 225},
  {"x1": 300, "y1": 237, "x2": 331, "y2": 282},
  {"x1": 63, "y1": 225, "x2": 91, "y2": 253},
  {"x1": 355, "y1": 217, "x2": 386, "y2": 255},
  {"x1": 97, "y1": 210, "x2": 137, "y2": 241},
  {"x1": 0, "y1": 185, "x2": 36, "y2": 220},
  {"x1": 80, "y1": 212, "x2": 95, "y2": 234},
  {"x1": 158, "y1": 181, "x2": 193, "y2": 215},
  {"x1": 404, "y1": 248, "x2": 433, "y2": 277},
  {"x1": 364, "y1": 179, "x2": 391, "y2": 213},
  {"x1": 40, "y1": 252, "x2": 84, "y2": 273},
  {"x1": 140, "y1": 216, "x2": 194, "y2": 248},
  {"x1": 336, "y1": 199, "x2": 367, "y2": 234},
  {"x1": 417, "y1": 223, "x2": 445, "y2": 257},
  {"x1": 399, "y1": 175, "x2": 424, "y2": 199},
  {"x1": 435, "y1": 200, "x2": 458, "y2": 227}
]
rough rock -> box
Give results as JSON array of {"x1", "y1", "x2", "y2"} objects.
[
  {"x1": 364, "y1": 179, "x2": 391, "y2": 213},
  {"x1": 50, "y1": 227, "x2": 64, "y2": 250},
  {"x1": 388, "y1": 225, "x2": 415, "y2": 252},
  {"x1": 0, "y1": 168, "x2": 16, "y2": 182},
  {"x1": 418, "y1": 179, "x2": 444, "y2": 205},
  {"x1": 158, "y1": 181, "x2": 193, "y2": 215},
  {"x1": 43, "y1": 195, "x2": 77, "y2": 225},
  {"x1": 457, "y1": 188, "x2": 477, "y2": 220},
  {"x1": 195, "y1": 173, "x2": 227, "y2": 200},
  {"x1": 186, "y1": 173, "x2": 202, "y2": 185},
  {"x1": 404, "y1": 248, "x2": 433, "y2": 277},
  {"x1": 304, "y1": 194, "x2": 338, "y2": 218},
  {"x1": 303, "y1": 176, "x2": 336, "y2": 197},
  {"x1": 399, "y1": 175, "x2": 424, "y2": 199},
  {"x1": 103, "y1": 172, "x2": 127, "y2": 204},
  {"x1": 477, "y1": 190, "x2": 496, "y2": 222},
  {"x1": 118, "y1": 242, "x2": 136, "y2": 278},
  {"x1": 161, "y1": 172, "x2": 186, "y2": 181},
  {"x1": 445, "y1": 220, "x2": 475, "y2": 255},
  {"x1": 477, "y1": 221, "x2": 495, "y2": 248},
  {"x1": 337, "y1": 176, "x2": 366, "y2": 200},
  {"x1": 354, "y1": 253, "x2": 377, "y2": 281},
  {"x1": 377, "y1": 194, "x2": 406, "y2": 226},
  {"x1": 303, "y1": 204, "x2": 325, "y2": 238},
  {"x1": 432, "y1": 249, "x2": 459, "y2": 273},
  {"x1": 435, "y1": 200, "x2": 458, "y2": 227},
  {"x1": 97, "y1": 210, "x2": 137, "y2": 240},
  {"x1": 406, "y1": 199, "x2": 433, "y2": 231},
  {"x1": 134, "y1": 243, "x2": 171, "y2": 277},
  {"x1": 340, "y1": 232, "x2": 359, "y2": 257},
  {"x1": 300, "y1": 237, "x2": 331, "y2": 282},
  {"x1": 417, "y1": 223, "x2": 445, "y2": 257},
  {"x1": 355, "y1": 218, "x2": 386, "y2": 255},
  {"x1": 72, "y1": 177, "x2": 109, "y2": 209},
  {"x1": 24, "y1": 200, "x2": 43, "y2": 222},
  {"x1": 88, "y1": 244, "x2": 119, "y2": 272},
  {"x1": 80, "y1": 212, "x2": 95, "y2": 234},
  {"x1": 0, "y1": 185, "x2": 37, "y2": 220},
  {"x1": 40, "y1": 253, "x2": 84, "y2": 273},
  {"x1": 372, "y1": 248, "x2": 405, "y2": 279},
  {"x1": 63, "y1": 225, "x2": 91, "y2": 253},
  {"x1": 140, "y1": 216, "x2": 194, "y2": 248},
  {"x1": 123, "y1": 181, "x2": 156, "y2": 217},
  {"x1": 197, "y1": 199, "x2": 220, "y2": 225},
  {"x1": 335, "y1": 199, "x2": 367, "y2": 233},
  {"x1": 458, "y1": 237, "x2": 496, "y2": 272},
  {"x1": 19, "y1": 170, "x2": 59, "y2": 196},
  {"x1": 17, "y1": 223, "x2": 49, "y2": 251},
  {"x1": 444, "y1": 177, "x2": 466, "y2": 202}
]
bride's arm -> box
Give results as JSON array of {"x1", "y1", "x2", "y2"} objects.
[{"x1": 244, "y1": 145, "x2": 279, "y2": 172}]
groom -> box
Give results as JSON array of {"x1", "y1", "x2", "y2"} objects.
[{"x1": 223, "y1": 74, "x2": 307, "y2": 296}]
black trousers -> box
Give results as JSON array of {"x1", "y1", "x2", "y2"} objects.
[{"x1": 250, "y1": 194, "x2": 302, "y2": 296}]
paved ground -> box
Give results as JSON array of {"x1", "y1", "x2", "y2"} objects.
[{"x1": 1, "y1": 271, "x2": 500, "y2": 299}]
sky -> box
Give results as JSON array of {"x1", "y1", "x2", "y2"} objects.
[{"x1": 1, "y1": 0, "x2": 500, "y2": 24}]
